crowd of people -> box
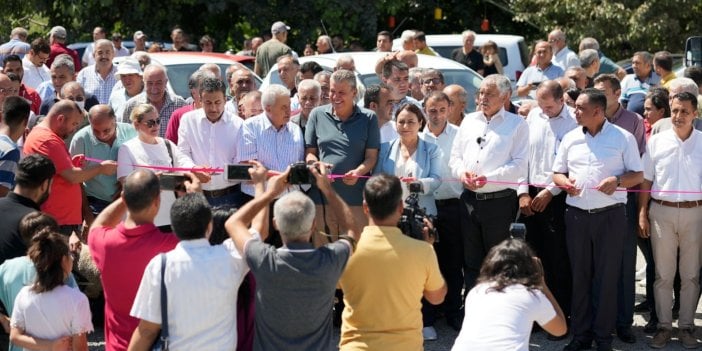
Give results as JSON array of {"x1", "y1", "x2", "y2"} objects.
[{"x1": 0, "y1": 17, "x2": 700, "y2": 351}]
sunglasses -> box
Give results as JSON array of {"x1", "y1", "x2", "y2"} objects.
[{"x1": 141, "y1": 118, "x2": 161, "y2": 128}]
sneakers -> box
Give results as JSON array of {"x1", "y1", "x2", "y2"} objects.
[
  {"x1": 679, "y1": 328, "x2": 699, "y2": 349},
  {"x1": 650, "y1": 328, "x2": 671, "y2": 349},
  {"x1": 422, "y1": 326, "x2": 438, "y2": 341}
]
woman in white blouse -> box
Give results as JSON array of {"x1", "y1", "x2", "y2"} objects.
[{"x1": 10, "y1": 230, "x2": 92, "y2": 351}]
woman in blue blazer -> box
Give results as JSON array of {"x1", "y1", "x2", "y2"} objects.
[{"x1": 373, "y1": 103, "x2": 442, "y2": 216}]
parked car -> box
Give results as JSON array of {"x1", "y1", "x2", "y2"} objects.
[
  {"x1": 70, "y1": 41, "x2": 198, "y2": 62},
  {"x1": 392, "y1": 34, "x2": 530, "y2": 84},
  {"x1": 617, "y1": 53, "x2": 684, "y2": 75},
  {"x1": 260, "y1": 52, "x2": 484, "y2": 113},
  {"x1": 113, "y1": 52, "x2": 258, "y2": 99}
]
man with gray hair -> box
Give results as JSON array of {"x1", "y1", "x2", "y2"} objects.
[
  {"x1": 579, "y1": 48, "x2": 600, "y2": 87},
  {"x1": 238, "y1": 91, "x2": 263, "y2": 119},
  {"x1": 334, "y1": 55, "x2": 355, "y2": 71},
  {"x1": 0, "y1": 27, "x2": 30, "y2": 63},
  {"x1": 47, "y1": 25, "x2": 80, "y2": 72},
  {"x1": 400, "y1": 30, "x2": 416, "y2": 51},
  {"x1": 565, "y1": 66, "x2": 589, "y2": 90},
  {"x1": 292, "y1": 79, "x2": 321, "y2": 135},
  {"x1": 314, "y1": 71, "x2": 331, "y2": 105},
  {"x1": 620, "y1": 51, "x2": 660, "y2": 117},
  {"x1": 578, "y1": 37, "x2": 626, "y2": 80},
  {"x1": 449, "y1": 74, "x2": 529, "y2": 292},
  {"x1": 238, "y1": 84, "x2": 303, "y2": 201},
  {"x1": 548, "y1": 29, "x2": 580, "y2": 70},
  {"x1": 408, "y1": 67, "x2": 425, "y2": 101},
  {"x1": 452, "y1": 30, "x2": 484, "y2": 75},
  {"x1": 316, "y1": 35, "x2": 333, "y2": 54},
  {"x1": 225, "y1": 160, "x2": 358, "y2": 350}
]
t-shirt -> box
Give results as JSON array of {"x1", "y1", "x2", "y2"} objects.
[
  {"x1": 88, "y1": 222, "x2": 178, "y2": 351},
  {"x1": 23, "y1": 125, "x2": 82, "y2": 225},
  {"x1": 0, "y1": 194, "x2": 38, "y2": 264},
  {"x1": 0, "y1": 135, "x2": 20, "y2": 190},
  {"x1": 11, "y1": 285, "x2": 93, "y2": 342},
  {"x1": 305, "y1": 105, "x2": 380, "y2": 206},
  {"x1": 451, "y1": 48, "x2": 485, "y2": 73},
  {"x1": 451, "y1": 283, "x2": 556, "y2": 351},
  {"x1": 254, "y1": 39, "x2": 292, "y2": 78},
  {"x1": 245, "y1": 238, "x2": 351, "y2": 351},
  {"x1": 338, "y1": 226, "x2": 444, "y2": 351}
]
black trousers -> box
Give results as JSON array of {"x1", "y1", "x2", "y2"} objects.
[
  {"x1": 521, "y1": 187, "x2": 571, "y2": 318},
  {"x1": 422, "y1": 198, "x2": 465, "y2": 325},
  {"x1": 566, "y1": 204, "x2": 626, "y2": 345},
  {"x1": 461, "y1": 189, "x2": 518, "y2": 291}
]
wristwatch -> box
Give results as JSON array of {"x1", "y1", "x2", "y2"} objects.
[{"x1": 615, "y1": 175, "x2": 622, "y2": 187}]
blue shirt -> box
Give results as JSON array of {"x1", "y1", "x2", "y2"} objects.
[
  {"x1": 76, "y1": 64, "x2": 119, "y2": 104},
  {"x1": 0, "y1": 135, "x2": 20, "y2": 190},
  {"x1": 0, "y1": 39, "x2": 30, "y2": 63},
  {"x1": 69, "y1": 122, "x2": 137, "y2": 201}
]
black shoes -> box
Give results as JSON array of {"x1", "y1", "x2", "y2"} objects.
[
  {"x1": 446, "y1": 315, "x2": 463, "y2": 332},
  {"x1": 644, "y1": 318, "x2": 659, "y2": 333},
  {"x1": 616, "y1": 326, "x2": 637, "y2": 344},
  {"x1": 633, "y1": 300, "x2": 650, "y2": 312},
  {"x1": 563, "y1": 339, "x2": 592, "y2": 351}
]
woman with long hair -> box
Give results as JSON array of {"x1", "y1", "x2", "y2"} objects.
[
  {"x1": 452, "y1": 239, "x2": 567, "y2": 350},
  {"x1": 9, "y1": 230, "x2": 92, "y2": 351}
]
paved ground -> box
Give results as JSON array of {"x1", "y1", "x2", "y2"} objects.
[{"x1": 87, "y1": 250, "x2": 702, "y2": 350}]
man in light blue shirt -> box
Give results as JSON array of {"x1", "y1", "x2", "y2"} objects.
[{"x1": 69, "y1": 104, "x2": 136, "y2": 214}]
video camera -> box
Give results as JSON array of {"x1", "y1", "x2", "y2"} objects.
[{"x1": 398, "y1": 182, "x2": 438, "y2": 242}]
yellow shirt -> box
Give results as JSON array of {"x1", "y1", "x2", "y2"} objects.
[
  {"x1": 416, "y1": 46, "x2": 437, "y2": 56},
  {"x1": 339, "y1": 226, "x2": 445, "y2": 351},
  {"x1": 661, "y1": 72, "x2": 677, "y2": 89}
]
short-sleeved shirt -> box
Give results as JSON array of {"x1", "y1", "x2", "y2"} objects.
[
  {"x1": 254, "y1": 39, "x2": 292, "y2": 78},
  {"x1": 48, "y1": 43, "x2": 81, "y2": 73},
  {"x1": 121, "y1": 92, "x2": 187, "y2": 137},
  {"x1": 608, "y1": 106, "x2": 646, "y2": 155},
  {"x1": 305, "y1": 105, "x2": 380, "y2": 205},
  {"x1": 451, "y1": 48, "x2": 485, "y2": 73},
  {"x1": 69, "y1": 122, "x2": 137, "y2": 201},
  {"x1": 0, "y1": 39, "x2": 30, "y2": 63},
  {"x1": 643, "y1": 129, "x2": 702, "y2": 202},
  {"x1": 76, "y1": 64, "x2": 119, "y2": 104},
  {"x1": 164, "y1": 104, "x2": 195, "y2": 144},
  {"x1": 88, "y1": 222, "x2": 178, "y2": 351},
  {"x1": 23, "y1": 125, "x2": 82, "y2": 225},
  {"x1": 597, "y1": 54, "x2": 620, "y2": 76},
  {"x1": 0, "y1": 193, "x2": 39, "y2": 264},
  {"x1": 339, "y1": 226, "x2": 445, "y2": 351},
  {"x1": 517, "y1": 63, "x2": 565, "y2": 88},
  {"x1": 0, "y1": 135, "x2": 20, "y2": 190},
  {"x1": 620, "y1": 72, "x2": 660, "y2": 117},
  {"x1": 245, "y1": 238, "x2": 350, "y2": 351}
]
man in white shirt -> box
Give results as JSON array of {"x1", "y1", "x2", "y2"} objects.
[
  {"x1": 82, "y1": 27, "x2": 106, "y2": 67},
  {"x1": 364, "y1": 83, "x2": 397, "y2": 143},
  {"x1": 224, "y1": 67, "x2": 256, "y2": 116},
  {"x1": 177, "y1": 77, "x2": 244, "y2": 207},
  {"x1": 21, "y1": 38, "x2": 51, "y2": 89},
  {"x1": 76, "y1": 39, "x2": 118, "y2": 105},
  {"x1": 548, "y1": 29, "x2": 580, "y2": 70},
  {"x1": 291, "y1": 79, "x2": 321, "y2": 136},
  {"x1": 518, "y1": 80, "x2": 577, "y2": 338},
  {"x1": 449, "y1": 74, "x2": 529, "y2": 292},
  {"x1": 639, "y1": 92, "x2": 702, "y2": 349},
  {"x1": 553, "y1": 89, "x2": 642, "y2": 351},
  {"x1": 129, "y1": 192, "x2": 248, "y2": 350}
]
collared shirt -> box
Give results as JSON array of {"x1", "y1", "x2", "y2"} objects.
[
  {"x1": 164, "y1": 104, "x2": 195, "y2": 144},
  {"x1": 0, "y1": 135, "x2": 20, "y2": 190},
  {"x1": 518, "y1": 105, "x2": 578, "y2": 196},
  {"x1": 449, "y1": 108, "x2": 529, "y2": 193},
  {"x1": 553, "y1": 121, "x2": 642, "y2": 210},
  {"x1": 130, "y1": 238, "x2": 248, "y2": 351},
  {"x1": 109, "y1": 84, "x2": 144, "y2": 122},
  {"x1": 422, "y1": 122, "x2": 462, "y2": 200},
  {"x1": 661, "y1": 72, "x2": 677, "y2": 89},
  {"x1": 0, "y1": 39, "x2": 30, "y2": 62},
  {"x1": 178, "y1": 109, "x2": 243, "y2": 191},
  {"x1": 608, "y1": 105, "x2": 646, "y2": 154},
  {"x1": 380, "y1": 120, "x2": 398, "y2": 143},
  {"x1": 69, "y1": 122, "x2": 137, "y2": 201},
  {"x1": 36, "y1": 81, "x2": 55, "y2": 103},
  {"x1": 643, "y1": 129, "x2": 702, "y2": 202},
  {"x1": 620, "y1": 71, "x2": 660, "y2": 116},
  {"x1": 76, "y1": 64, "x2": 119, "y2": 104},
  {"x1": 517, "y1": 63, "x2": 565, "y2": 89},
  {"x1": 19, "y1": 84, "x2": 41, "y2": 115},
  {"x1": 391, "y1": 95, "x2": 423, "y2": 121},
  {"x1": 224, "y1": 99, "x2": 239, "y2": 116},
  {"x1": 237, "y1": 112, "x2": 304, "y2": 196},
  {"x1": 552, "y1": 46, "x2": 580, "y2": 70},
  {"x1": 122, "y1": 92, "x2": 187, "y2": 137},
  {"x1": 48, "y1": 43, "x2": 81, "y2": 72},
  {"x1": 21, "y1": 56, "x2": 50, "y2": 90}
]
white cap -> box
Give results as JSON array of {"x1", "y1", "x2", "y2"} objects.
[
  {"x1": 115, "y1": 58, "x2": 142, "y2": 79},
  {"x1": 48, "y1": 26, "x2": 67, "y2": 39},
  {"x1": 271, "y1": 21, "x2": 290, "y2": 35}
]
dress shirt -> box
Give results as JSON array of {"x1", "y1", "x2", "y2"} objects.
[
  {"x1": 449, "y1": 108, "x2": 529, "y2": 193},
  {"x1": 518, "y1": 105, "x2": 578, "y2": 196},
  {"x1": 552, "y1": 47, "x2": 580, "y2": 70},
  {"x1": 177, "y1": 109, "x2": 243, "y2": 191},
  {"x1": 224, "y1": 99, "x2": 239, "y2": 116},
  {"x1": 422, "y1": 123, "x2": 462, "y2": 200},
  {"x1": 517, "y1": 64, "x2": 565, "y2": 91},
  {"x1": 643, "y1": 129, "x2": 702, "y2": 202},
  {"x1": 237, "y1": 112, "x2": 304, "y2": 196},
  {"x1": 21, "y1": 56, "x2": 50, "y2": 89},
  {"x1": 76, "y1": 64, "x2": 119, "y2": 104},
  {"x1": 380, "y1": 120, "x2": 398, "y2": 143},
  {"x1": 122, "y1": 92, "x2": 187, "y2": 137},
  {"x1": 553, "y1": 121, "x2": 642, "y2": 210}
]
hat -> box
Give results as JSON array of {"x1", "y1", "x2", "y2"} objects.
[
  {"x1": 48, "y1": 26, "x2": 67, "y2": 39},
  {"x1": 271, "y1": 21, "x2": 290, "y2": 35},
  {"x1": 112, "y1": 32, "x2": 123, "y2": 40},
  {"x1": 115, "y1": 58, "x2": 143, "y2": 79},
  {"x1": 133, "y1": 30, "x2": 146, "y2": 40}
]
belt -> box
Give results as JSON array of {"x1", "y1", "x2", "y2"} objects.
[
  {"x1": 435, "y1": 198, "x2": 460, "y2": 206},
  {"x1": 652, "y1": 198, "x2": 702, "y2": 208},
  {"x1": 466, "y1": 189, "x2": 515, "y2": 201},
  {"x1": 203, "y1": 184, "x2": 240, "y2": 198},
  {"x1": 567, "y1": 203, "x2": 623, "y2": 214}
]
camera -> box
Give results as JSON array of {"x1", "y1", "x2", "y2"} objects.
[
  {"x1": 160, "y1": 173, "x2": 187, "y2": 192},
  {"x1": 287, "y1": 162, "x2": 316, "y2": 185},
  {"x1": 226, "y1": 164, "x2": 253, "y2": 181},
  {"x1": 398, "y1": 182, "x2": 438, "y2": 242}
]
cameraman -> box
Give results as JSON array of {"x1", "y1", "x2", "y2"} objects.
[{"x1": 339, "y1": 174, "x2": 446, "y2": 351}]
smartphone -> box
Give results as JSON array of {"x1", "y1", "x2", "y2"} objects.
[
  {"x1": 160, "y1": 173, "x2": 187, "y2": 191},
  {"x1": 226, "y1": 164, "x2": 253, "y2": 181}
]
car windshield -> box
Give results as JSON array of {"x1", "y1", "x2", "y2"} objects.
[{"x1": 166, "y1": 63, "x2": 260, "y2": 99}]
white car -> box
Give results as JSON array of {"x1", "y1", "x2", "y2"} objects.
[
  {"x1": 260, "y1": 52, "x2": 484, "y2": 113},
  {"x1": 393, "y1": 34, "x2": 530, "y2": 85}
]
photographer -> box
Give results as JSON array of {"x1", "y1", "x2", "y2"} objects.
[
  {"x1": 339, "y1": 174, "x2": 446, "y2": 351},
  {"x1": 225, "y1": 160, "x2": 358, "y2": 350}
]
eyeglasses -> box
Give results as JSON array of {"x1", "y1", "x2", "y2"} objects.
[
  {"x1": 422, "y1": 78, "x2": 442, "y2": 85},
  {"x1": 140, "y1": 118, "x2": 161, "y2": 128}
]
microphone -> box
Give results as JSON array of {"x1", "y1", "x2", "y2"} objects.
[{"x1": 476, "y1": 137, "x2": 484, "y2": 145}]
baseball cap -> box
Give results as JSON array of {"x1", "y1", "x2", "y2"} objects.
[
  {"x1": 48, "y1": 26, "x2": 67, "y2": 39},
  {"x1": 271, "y1": 21, "x2": 290, "y2": 35},
  {"x1": 115, "y1": 58, "x2": 143, "y2": 79},
  {"x1": 133, "y1": 30, "x2": 146, "y2": 40}
]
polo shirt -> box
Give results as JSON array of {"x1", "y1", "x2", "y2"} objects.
[
  {"x1": 553, "y1": 121, "x2": 642, "y2": 210},
  {"x1": 0, "y1": 135, "x2": 20, "y2": 190},
  {"x1": 47, "y1": 43, "x2": 81, "y2": 72},
  {"x1": 19, "y1": 84, "x2": 41, "y2": 115},
  {"x1": 450, "y1": 48, "x2": 485, "y2": 73},
  {"x1": 598, "y1": 54, "x2": 620, "y2": 76},
  {"x1": 0, "y1": 193, "x2": 39, "y2": 264},
  {"x1": 254, "y1": 39, "x2": 292, "y2": 78},
  {"x1": 305, "y1": 105, "x2": 380, "y2": 205},
  {"x1": 88, "y1": 222, "x2": 178, "y2": 351},
  {"x1": 620, "y1": 72, "x2": 660, "y2": 117},
  {"x1": 23, "y1": 125, "x2": 81, "y2": 226},
  {"x1": 517, "y1": 63, "x2": 565, "y2": 88},
  {"x1": 339, "y1": 226, "x2": 444, "y2": 351},
  {"x1": 69, "y1": 122, "x2": 137, "y2": 201},
  {"x1": 608, "y1": 105, "x2": 646, "y2": 155},
  {"x1": 643, "y1": 129, "x2": 702, "y2": 202}
]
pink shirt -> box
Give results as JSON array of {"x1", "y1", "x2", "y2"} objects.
[{"x1": 88, "y1": 222, "x2": 179, "y2": 351}]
